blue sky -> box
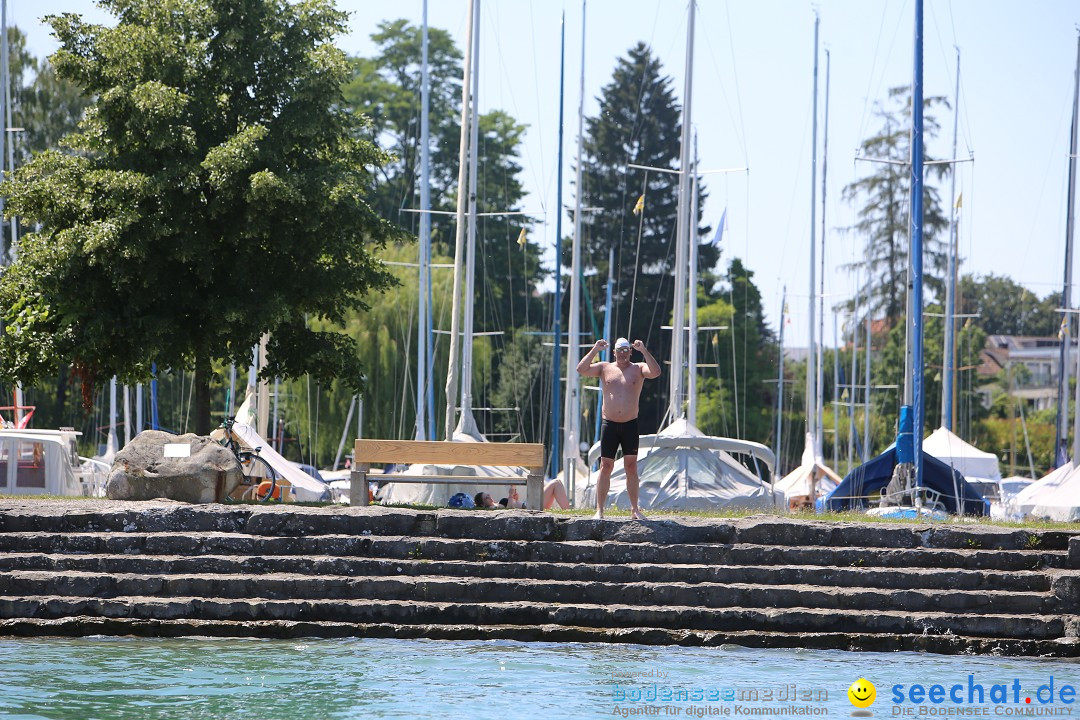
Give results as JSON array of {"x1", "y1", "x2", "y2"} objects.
[{"x1": 18, "y1": 1, "x2": 1080, "y2": 349}]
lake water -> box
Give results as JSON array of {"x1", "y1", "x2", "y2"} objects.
[{"x1": 1, "y1": 636, "x2": 1078, "y2": 719}]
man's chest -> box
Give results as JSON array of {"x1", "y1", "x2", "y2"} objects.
[{"x1": 602, "y1": 365, "x2": 642, "y2": 391}]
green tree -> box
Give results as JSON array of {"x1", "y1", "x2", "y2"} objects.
[
  {"x1": 577, "y1": 42, "x2": 720, "y2": 432},
  {"x1": 0, "y1": 0, "x2": 400, "y2": 435},
  {"x1": 958, "y1": 273, "x2": 1058, "y2": 337},
  {"x1": 843, "y1": 86, "x2": 951, "y2": 325}
]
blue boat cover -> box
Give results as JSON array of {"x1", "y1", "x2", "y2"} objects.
[{"x1": 823, "y1": 446, "x2": 989, "y2": 515}]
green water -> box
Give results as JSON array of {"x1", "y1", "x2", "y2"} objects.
[{"x1": 0, "y1": 636, "x2": 1078, "y2": 719}]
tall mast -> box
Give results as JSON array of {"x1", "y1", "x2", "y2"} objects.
[
  {"x1": 806, "y1": 13, "x2": 820, "y2": 453},
  {"x1": 563, "y1": 0, "x2": 586, "y2": 484},
  {"x1": 1056, "y1": 32, "x2": 1080, "y2": 464},
  {"x1": 668, "y1": 0, "x2": 695, "y2": 422},
  {"x1": 774, "y1": 287, "x2": 787, "y2": 477},
  {"x1": 416, "y1": 0, "x2": 432, "y2": 440},
  {"x1": 457, "y1": 0, "x2": 482, "y2": 438},
  {"x1": 0, "y1": 0, "x2": 7, "y2": 263},
  {"x1": 942, "y1": 50, "x2": 961, "y2": 432},
  {"x1": 596, "y1": 246, "x2": 615, "y2": 443},
  {"x1": 907, "y1": 0, "x2": 926, "y2": 489},
  {"x1": 817, "y1": 48, "x2": 830, "y2": 457},
  {"x1": 444, "y1": 0, "x2": 476, "y2": 440},
  {"x1": 688, "y1": 135, "x2": 700, "y2": 425},
  {"x1": 550, "y1": 12, "x2": 566, "y2": 477}
]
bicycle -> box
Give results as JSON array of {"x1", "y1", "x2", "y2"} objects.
[{"x1": 219, "y1": 416, "x2": 281, "y2": 502}]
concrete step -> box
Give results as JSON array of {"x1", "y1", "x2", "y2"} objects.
[
  {"x1": 0, "y1": 553, "x2": 1054, "y2": 592},
  {"x1": 0, "y1": 594, "x2": 1072, "y2": 640},
  {"x1": 3, "y1": 616, "x2": 1078, "y2": 656},
  {"x1": 0, "y1": 532, "x2": 1068, "y2": 571},
  {"x1": 1, "y1": 502, "x2": 1075, "y2": 552},
  {"x1": 0, "y1": 570, "x2": 1056, "y2": 615}
]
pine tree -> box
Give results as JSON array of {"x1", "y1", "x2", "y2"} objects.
[
  {"x1": 576, "y1": 42, "x2": 720, "y2": 432},
  {"x1": 842, "y1": 86, "x2": 952, "y2": 325}
]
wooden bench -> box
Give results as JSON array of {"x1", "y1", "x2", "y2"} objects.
[{"x1": 350, "y1": 439, "x2": 545, "y2": 509}]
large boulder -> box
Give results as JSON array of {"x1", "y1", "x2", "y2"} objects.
[{"x1": 106, "y1": 430, "x2": 241, "y2": 503}]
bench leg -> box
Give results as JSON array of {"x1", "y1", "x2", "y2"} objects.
[
  {"x1": 350, "y1": 470, "x2": 369, "y2": 506},
  {"x1": 526, "y1": 473, "x2": 543, "y2": 512}
]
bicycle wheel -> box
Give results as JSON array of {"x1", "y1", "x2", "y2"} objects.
[{"x1": 238, "y1": 452, "x2": 281, "y2": 502}]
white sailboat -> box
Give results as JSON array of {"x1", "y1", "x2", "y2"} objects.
[{"x1": 577, "y1": 0, "x2": 778, "y2": 512}]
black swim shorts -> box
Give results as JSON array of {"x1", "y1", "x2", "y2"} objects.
[{"x1": 599, "y1": 417, "x2": 640, "y2": 459}]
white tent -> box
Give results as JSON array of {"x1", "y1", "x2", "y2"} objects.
[
  {"x1": 1006, "y1": 463, "x2": 1080, "y2": 522},
  {"x1": 577, "y1": 418, "x2": 780, "y2": 511},
  {"x1": 922, "y1": 426, "x2": 1001, "y2": 482},
  {"x1": 774, "y1": 433, "x2": 842, "y2": 506}
]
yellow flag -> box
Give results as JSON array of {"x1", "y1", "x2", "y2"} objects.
[
  {"x1": 517, "y1": 227, "x2": 527, "y2": 249},
  {"x1": 955, "y1": 192, "x2": 963, "y2": 210},
  {"x1": 632, "y1": 194, "x2": 645, "y2": 216}
]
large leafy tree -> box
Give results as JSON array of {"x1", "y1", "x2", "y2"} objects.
[
  {"x1": 577, "y1": 42, "x2": 720, "y2": 432},
  {"x1": 0, "y1": 0, "x2": 400, "y2": 434},
  {"x1": 843, "y1": 86, "x2": 951, "y2": 325},
  {"x1": 958, "y1": 274, "x2": 1059, "y2": 337}
]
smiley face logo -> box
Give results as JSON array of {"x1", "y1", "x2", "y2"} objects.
[{"x1": 848, "y1": 678, "x2": 876, "y2": 709}]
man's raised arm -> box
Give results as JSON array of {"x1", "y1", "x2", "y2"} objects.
[
  {"x1": 577, "y1": 339, "x2": 608, "y2": 377},
  {"x1": 633, "y1": 339, "x2": 662, "y2": 379}
]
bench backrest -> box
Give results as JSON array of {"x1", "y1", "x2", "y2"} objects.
[{"x1": 354, "y1": 439, "x2": 544, "y2": 470}]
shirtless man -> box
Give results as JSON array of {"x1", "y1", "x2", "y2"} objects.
[{"x1": 576, "y1": 336, "x2": 661, "y2": 520}]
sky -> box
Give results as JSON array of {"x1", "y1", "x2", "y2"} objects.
[{"x1": 15, "y1": 0, "x2": 1080, "y2": 350}]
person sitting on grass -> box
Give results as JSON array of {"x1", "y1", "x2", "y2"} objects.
[{"x1": 473, "y1": 480, "x2": 570, "y2": 511}]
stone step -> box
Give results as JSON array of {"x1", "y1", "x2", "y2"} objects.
[
  {"x1": 0, "y1": 570, "x2": 1056, "y2": 615},
  {"x1": 2, "y1": 502, "x2": 1075, "y2": 552},
  {"x1": 0, "y1": 595, "x2": 1072, "y2": 640},
  {"x1": 0, "y1": 553, "x2": 1053, "y2": 593},
  {"x1": 3, "y1": 616, "x2": 1078, "y2": 656},
  {"x1": 0, "y1": 532, "x2": 1068, "y2": 571}
]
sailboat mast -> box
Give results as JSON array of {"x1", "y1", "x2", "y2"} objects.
[
  {"x1": 416, "y1": 0, "x2": 431, "y2": 441},
  {"x1": 688, "y1": 135, "x2": 700, "y2": 426},
  {"x1": 550, "y1": 12, "x2": 566, "y2": 477},
  {"x1": 457, "y1": 3, "x2": 482, "y2": 437},
  {"x1": 0, "y1": 0, "x2": 6, "y2": 263},
  {"x1": 669, "y1": 0, "x2": 695, "y2": 423},
  {"x1": 1056, "y1": 32, "x2": 1080, "y2": 464},
  {"x1": 806, "y1": 13, "x2": 820, "y2": 453},
  {"x1": 817, "y1": 48, "x2": 830, "y2": 457},
  {"x1": 563, "y1": 0, "x2": 586, "y2": 483},
  {"x1": 774, "y1": 287, "x2": 787, "y2": 476},
  {"x1": 942, "y1": 51, "x2": 961, "y2": 433},
  {"x1": 444, "y1": 0, "x2": 476, "y2": 440},
  {"x1": 908, "y1": 0, "x2": 926, "y2": 488}
]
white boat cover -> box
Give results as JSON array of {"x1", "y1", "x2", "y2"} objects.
[
  {"x1": 376, "y1": 425, "x2": 527, "y2": 507},
  {"x1": 0, "y1": 429, "x2": 103, "y2": 496},
  {"x1": 774, "y1": 434, "x2": 842, "y2": 501},
  {"x1": 922, "y1": 426, "x2": 1002, "y2": 482},
  {"x1": 228, "y1": 422, "x2": 331, "y2": 502},
  {"x1": 577, "y1": 418, "x2": 780, "y2": 511},
  {"x1": 1006, "y1": 463, "x2": 1080, "y2": 522}
]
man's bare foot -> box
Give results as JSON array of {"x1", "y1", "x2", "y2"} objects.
[
  {"x1": 592, "y1": 510, "x2": 604, "y2": 520},
  {"x1": 631, "y1": 509, "x2": 647, "y2": 521}
]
